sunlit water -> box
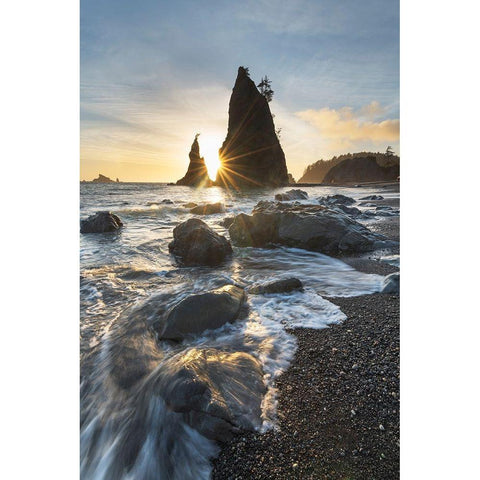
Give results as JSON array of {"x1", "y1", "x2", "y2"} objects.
[{"x1": 80, "y1": 182, "x2": 399, "y2": 479}]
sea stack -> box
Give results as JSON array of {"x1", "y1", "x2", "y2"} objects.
[
  {"x1": 176, "y1": 134, "x2": 213, "y2": 187},
  {"x1": 215, "y1": 67, "x2": 289, "y2": 189}
]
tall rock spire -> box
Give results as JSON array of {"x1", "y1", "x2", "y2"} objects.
[
  {"x1": 176, "y1": 134, "x2": 212, "y2": 187},
  {"x1": 215, "y1": 67, "x2": 289, "y2": 189}
]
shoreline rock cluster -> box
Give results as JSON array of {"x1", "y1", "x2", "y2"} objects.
[
  {"x1": 229, "y1": 200, "x2": 395, "y2": 256},
  {"x1": 81, "y1": 186, "x2": 400, "y2": 477}
]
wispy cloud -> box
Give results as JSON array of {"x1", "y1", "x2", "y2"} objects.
[
  {"x1": 295, "y1": 102, "x2": 399, "y2": 152},
  {"x1": 80, "y1": 1, "x2": 399, "y2": 181}
]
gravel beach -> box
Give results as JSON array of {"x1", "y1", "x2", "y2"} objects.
[{"x1": 212, "y1": 215, "x2": 400, "y2": 480}]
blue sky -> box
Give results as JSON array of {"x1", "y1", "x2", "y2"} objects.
[{"x1": 81, "y1": 0, "x2": 399, "y2": 181}]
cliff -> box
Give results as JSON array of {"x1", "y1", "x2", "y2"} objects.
[
  {"x1": 323, "y1": 156, "x2": 400, "y2": 184},
  {"x1": 299, "y1": 153, "x2": 400, "y2": 183},
  {"x1": 215, "y1": 67, "x2": 289, "y2": 189},
  {"x1": 176, "y1": 135, "x2": 213, "y2": 187}
]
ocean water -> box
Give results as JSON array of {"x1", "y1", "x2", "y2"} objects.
[{"x1": 80, "y1": 182, "x2": 399, "y2": 479}]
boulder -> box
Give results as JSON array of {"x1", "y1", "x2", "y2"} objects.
[
  {"x1": 169, "y1": 218, "x2": 232, "y2": 266},
  {"x1": 183, "y1": 202, "x2": 198, "y2": 209},
  {"x1": 330, "y1": 204, "x2": 362, "y2": 218},
  {"x1": 161, "y1": 199, "x2": 174, "y2": 204},
  {"x1": 249, "y1": 278, "x2": 303, "y2": 294},
  {"x1": 229, "y1": 202, "x2": 394, "y2": 256},
  {"x1": 190, "y1": 202, "x2": 225, "y2": 215},
  {"x1": 360, "y1": 195, "x2": 384, "y2": 200},
  {"x1": 275, "y1": 189, "x2": 308, "y2": 201},
  {"x1": 381, "y1": 272, "x2": 400, "y2": 294},
  {"x1": 215, "y1": 67, "x2": 289, "y2": 189},
  {"x1": 219, "y1": 216, "x2": 235, "y2": 229},
  {"x1": 152, "y1": 347, "x2": 266, "y2": 441},
  {"x1": 288, "y1": 173, "x2": 296, "y2": 184},
  {"x1": 317, "y1": 194, "x2": 355, "y2": 206},
  {"x1": 80, "y1": 211, "x2": 123, "y2": 233},
  {"x1": 176, "y1": 134, "x2": 213, "y2": 187},
  {"x1": 155, "y1": 285, "x2": 246, "y2": 341}
]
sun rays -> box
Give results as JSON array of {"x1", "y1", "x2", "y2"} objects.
[{"x1": 199, "y1": 135, "x2": 223, "y2": 180}]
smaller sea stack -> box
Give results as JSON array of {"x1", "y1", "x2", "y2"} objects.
[{"x1": 177, "y1": 134, "x2": 213, "y2": 187}]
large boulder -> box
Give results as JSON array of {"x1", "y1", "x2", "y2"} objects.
[
  {"x1": 155, "y1": 285, "x2": 246, "y2": 341},
  {"x1": 275, "y1": 189, "x2": 308, "y2": 201},
  {"x1": 176, "y1": 134, "x2": 213, "y2": 187},
  {"x1": 317, "y1": 194, "x2": 356, "y2": 206},
  {"x1": 360, "y1": 195, "x2": 384, "y2": 200},
  {"x1": 381, "y1": 272, "x2": 400, "y2": 294},
  {"x1": 329, "y1": 204, "x2": 362, "y2": 218},
  {"x1": 190, "y1": 202, "x2": 225, "y2": 215},
  {"x1": 229, "y1": 202, "x2": 394, "y2": 256},
  {"x1": 152, "y1": 347, "x2": 266, "y2": 441},
  {"x1": 169, "y1": 218, "x2": 232, "y2": 266},
  {"x1": 215, "y1": 67, "x2": 289, "y2": 189},
  {"x1": 80, "y1": 211, "x2": 123, "y2": 233},
  {"x1": 249, "y1": 278, "x2": 303, "y2": 294}
]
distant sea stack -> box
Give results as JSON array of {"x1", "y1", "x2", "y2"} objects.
[
  {"x1": 92, "y1": 174, "x2": 115, "y2": 183},
  {"x1": 215, "y1": 67, "x2": 289, "y2": 189},
  {"x1": 323, "y1": 156, "x2": 399, "y2": 184},
  {"x1": 176, "y1": 134, "x2": 213, "y2": 187}
]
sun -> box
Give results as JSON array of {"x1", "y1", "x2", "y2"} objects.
[{"x1": 200, "y1": 135, "x2": 222, "y2": 180}]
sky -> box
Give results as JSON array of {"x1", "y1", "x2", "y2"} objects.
[{"x1": 80, "y1": 0, "x2": 399, "y2": 182}]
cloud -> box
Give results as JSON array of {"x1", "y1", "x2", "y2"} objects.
[{"x1": 295, "y1": 102, "x2": 399, "y2": 152}]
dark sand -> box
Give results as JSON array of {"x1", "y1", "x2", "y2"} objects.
[{"x1": 213, "y1": 213, "x2": 400, "y2": 480}]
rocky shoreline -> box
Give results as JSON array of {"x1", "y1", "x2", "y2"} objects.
[{"x1": 212, "y1": 217, "x2": 400, "y2": 480}]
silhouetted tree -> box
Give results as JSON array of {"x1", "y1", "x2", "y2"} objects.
[
  {"x1": 257, "y1": 76, "x2": 274, "y2": 102},
  {"x1": 386, "y1": 145, "x2": 395, "y2": 156},
  {"x1": 240, "y1": 66, "x2": 250, "y2": 77}
]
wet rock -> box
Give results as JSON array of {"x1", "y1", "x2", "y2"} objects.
[
  {"x1": 381, "y1": 272, "x2": 400, "y2": 294},
  {"x1": 215, "y1": 67, "x2": 289, "y2": 189},
  {"x1": 331, "y1": 204, "x2": 362, "y2": 217},
  {"x1": 220, "y1": 216, "x2": 235, "y2": 229},
  {"x1": 360, "y1": 195, "x2": 384, "y2": 201},
  {"x1": 176, "y1": 134, "x2": 213, "y2": 187},
  {"x1": 190, "y1": 202, "x2": 225, "y2": 215},
  {"x1": 80, "y1": 211, "x2": 123, "y2": 233},
  {"x1": 229, "y1": 202, "x2": 395, "y2": 256},
  {"x1": 228, "y1": 212, "x2": 279, "y2": 248},
  {"x1": 183, "y1": 202, "x2": 198, "y2": 208},
  {"x1": 317, "y1": 194, "x2": 356, "y2": 206},
  {"x1": 249, "y1": 278, "x2": 303, "y2": 294},
  {"x1": 169, "y1": 218, "x2": 232, "y2": 266},
  {"x1": 161, "y1": 199, "x2": 174, "y2": 204},
  {"x1": 275, "y1": 189, "x2": 308, "y2": 201},
  {"x1": 154, "y1": 347, "x2": 266, "y2": 441},
  {"x1": 155, "y1": 285, "x2": 246, "y2": 341}
]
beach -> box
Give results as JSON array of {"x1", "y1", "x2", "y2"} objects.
[
  {"x1": 80, "y1": 182, "x2": 399, "y2": 479},
  {"x1": 213, "y1": 213, "x2": 399, "y2": 480}
]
